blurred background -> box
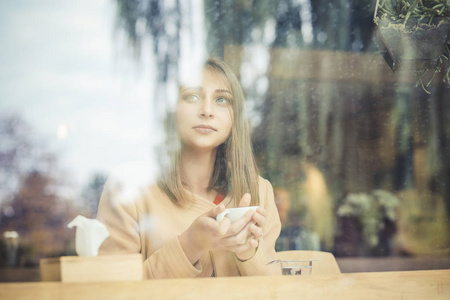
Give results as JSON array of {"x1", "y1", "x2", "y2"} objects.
[{"x1": 1, "y1": 0, "x2": 449, "y2": 281}]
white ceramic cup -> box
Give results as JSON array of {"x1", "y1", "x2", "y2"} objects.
[{"x1": 216, "y1": 206, "x2": 258, "y2": 223}]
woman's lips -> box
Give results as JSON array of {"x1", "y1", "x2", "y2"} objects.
[{"x1": 193, "y1": 124, "x2": 217, "y2": 133}]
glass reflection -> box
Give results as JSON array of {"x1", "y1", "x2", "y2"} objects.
[{"x1": 0, "y1": 0, "x2": 449, "y2": 281}]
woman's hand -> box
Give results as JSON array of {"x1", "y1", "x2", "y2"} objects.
[
  {"x1": 179, "y1": 193, "x2": 266, "y2": 265},
  {"x1": 179, "y1": 204, "x2": 229, "y2": 265},
  {"x1": 234, "y1": 193, "x2": 266, "y2": 261},
  {"x1": 178, "y1": 204, "x2": 254, "y2": 263}
]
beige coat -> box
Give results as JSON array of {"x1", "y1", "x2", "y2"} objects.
[{"x1": 97, "y1": 174, "x2": 281, "y2": 279}]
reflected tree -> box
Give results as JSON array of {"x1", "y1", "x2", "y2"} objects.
[
  {"x1": 0, "y1": 114, "x2": 77, "y2": 266},
  {"x1": 81, "y1": 172, "x2": 108, "y2": 218},
  {"x1": 0, "y1": 115, "x2": 33, "y2": 209},
  {"x1": 1, "y1": 171, "x2": 76, "y2": 266}
]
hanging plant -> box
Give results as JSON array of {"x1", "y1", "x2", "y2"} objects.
[{"x1": 373, "y1": 0, "x2": 450, "y2": 93}]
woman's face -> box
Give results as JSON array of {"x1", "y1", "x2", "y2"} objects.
[{"x1": 176, "y1": 67, "x2": 233, "y2": 152}]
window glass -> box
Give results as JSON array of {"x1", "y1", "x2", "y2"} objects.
[{"x1": 0, "y1": 0, "x2": 449, "y2": 279}]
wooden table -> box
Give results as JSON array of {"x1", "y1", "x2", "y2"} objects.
[{"x1": 1, "y1": 269, "x2": 449, "y2": 299}]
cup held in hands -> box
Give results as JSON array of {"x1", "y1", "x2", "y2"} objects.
[
  {"x1": 216, "y1": 206, "x2": 258, "y2": 244},
  {"x1": 216, "y1": 206, "x2": 258, "y2": 223}
]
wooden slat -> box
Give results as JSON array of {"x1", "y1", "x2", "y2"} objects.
[
  {"x1": 1, "y1": 270, "x2": 449, "y2": 300},
  {"x1": 39, "y1": 254, "x2": 143, "y2": 283}
]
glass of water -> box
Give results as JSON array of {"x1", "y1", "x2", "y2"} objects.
[{"x1": 279, "y1": 260, "x2": 313, "y2": 275}]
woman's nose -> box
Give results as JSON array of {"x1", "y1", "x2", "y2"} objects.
[{"x1": 199, "y1": 99, "x2": 213, "y2": 118}]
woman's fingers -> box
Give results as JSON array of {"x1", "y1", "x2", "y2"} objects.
[
  {"x1": 221, "y1": 221, "x2": 264, "y2": 247},
  {"x1": 217, "y1": 217, "x2": 231, "y2": 235},
  {"x1": 238, "y1": 193, "x2": 251, "y2": 207},
  {"x1": 256, "y1": 206, "x2": 266, "y2": 217},
  {"x1": 221, "y1": 221, "x2": 252, "y2": 246},
  {"x1": 224, "y1": 233, "x2": 259, "y2": 253},
  {"x1": 224, "y1": 209, "x2": 254, "y2": 236},
  {"x1": 211, "y1": 196, "x2": 265, "y2": 253},
  {"x1": 252, "y1": 208, "x2": 267, "y2": 228},
  {"x1": 206, "y1": 203, "x2": 225, "y2": 218},
  {"x1": 248, "y1": 223, "x2": 264, "y2": 240}
]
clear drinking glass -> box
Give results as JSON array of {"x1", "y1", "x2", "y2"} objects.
[{"x1": 279, "y1": 260, "x2": 313, "y2": 275}]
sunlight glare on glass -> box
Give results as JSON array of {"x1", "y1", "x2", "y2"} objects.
[
  {"x1": 57, "y1": 124, "x2": 69, "y2": 140},
  {"x1": 297, "y1": 0, "x2": 313, "y2": 44},
  {"x1": 178, "y1": 0, "x2": 206, "y2": 89}
]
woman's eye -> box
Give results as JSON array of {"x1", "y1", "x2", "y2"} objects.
[
  {"x1": 216, "y1": 97, "x2": 228, "y2": 104},
  {"x1": 183, "y1": 94, "x2": 199, "y2": 102}
]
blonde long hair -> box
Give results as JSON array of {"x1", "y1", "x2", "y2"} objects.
[{"x1": 158, "y1": 57, "x2": 260, "y2": 206}]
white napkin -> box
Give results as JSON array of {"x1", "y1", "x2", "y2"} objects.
[{"x1": 67, "y1": 215, "x2": 110, "y2": 256}]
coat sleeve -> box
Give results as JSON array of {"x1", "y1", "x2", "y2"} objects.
[
  {"x1": 96, "y1": 164, "x2": 203, "y2": 279},
  {"x1": 96, "y1": 175, "x2": 141, "y2": 255},
  {"x1": 234, "y1": 178, "x2": 282, "y2": 276}
]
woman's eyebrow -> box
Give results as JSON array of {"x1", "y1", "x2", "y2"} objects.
[
  {"x1": 216, "y1": 89, "x2": 232, "y2": 94},
  {"x1": 180, "y1": 87, "x2": 232, "y2": 95},
  {"x1": 181, "y1": 86, "x2": 202, "y2": 91}
]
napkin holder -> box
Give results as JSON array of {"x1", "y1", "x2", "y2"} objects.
[{"x1": 40, "y1": 254, "x2": 143, "y2": 282}]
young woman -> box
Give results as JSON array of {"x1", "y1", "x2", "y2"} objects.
[{"x1": 97, "y1": 57, "x2": 281, "y2": 278}]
